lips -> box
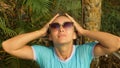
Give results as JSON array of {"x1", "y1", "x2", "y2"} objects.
[{"x1": 58, "y1": 34, "x2": 66, "y2": 38}]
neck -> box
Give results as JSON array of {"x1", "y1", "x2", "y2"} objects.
[{"x1": 54, "y1": 43, "x2": 73, "y2": 60}]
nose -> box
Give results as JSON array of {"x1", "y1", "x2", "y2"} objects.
[{"x1": 59, "y1": 26, "x2": 64, "y2": 32}]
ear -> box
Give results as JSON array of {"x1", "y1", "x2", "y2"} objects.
[{"x1": 73, "y1": 32, "x2": 77, "y2": 39}]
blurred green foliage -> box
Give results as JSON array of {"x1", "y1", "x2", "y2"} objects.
[{"x1": 101, "y1": 0, "x2": 120, "y2": 36}]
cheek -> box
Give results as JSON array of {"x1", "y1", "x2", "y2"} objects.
[
  {"x1": 67, "y1": 29, "x2": 74, "y2": 34},
  {"x1": 51, "y1": 31, "x2": 58, "y2": 36},
  {"x1": 66, "y1": 30, "x2": 75, "y2": 38},
  {"x1": 50, "y1": 32, "x2": 58, "y2": 39}
]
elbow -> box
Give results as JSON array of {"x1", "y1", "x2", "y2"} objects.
[
  {"x1": 107, "y1": 41, "x2": 120, "y2": 53},
  {"x1": 118, "y1": 37, "x2": 120, "y2": 49},
  {"x1": 110, "y1": 37, "x2": 120, "y2": 52},
  {"x1": 111, "y1": 40, "x2": 120, "y2": 53},
  {"x1": 115, "y1": 37, "x2": 120, "y2": 51},
  {"x1": 2, "y1": 41, "x2": 10, "y2": 52}
]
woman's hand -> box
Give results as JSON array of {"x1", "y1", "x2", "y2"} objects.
[
  {"x1": 39, "y1": 13, "x2": 59, "y2": 37},
  {"x1": 65, "y1": 13, "x2": 85, "y2": 36}
]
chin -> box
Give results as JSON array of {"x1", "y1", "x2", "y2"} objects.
[{"x1": 56, "y1": 40, "x2": 72, "y2": 45}]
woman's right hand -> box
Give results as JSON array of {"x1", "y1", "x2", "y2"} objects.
[{"x1": 39, "y1": 13, "x2": 59, "y2": 37}]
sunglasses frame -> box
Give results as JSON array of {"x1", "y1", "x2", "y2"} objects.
[{"x1": 49, "y1": 22, "x2": 73, "y2": 30}]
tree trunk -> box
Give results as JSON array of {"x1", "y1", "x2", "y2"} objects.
[
  {"x1": 83, "y1": 0, "x2": 101, "y2": 42},
  {"x1": 82, "y1": 0, "x2": 102, "y2": 68}
]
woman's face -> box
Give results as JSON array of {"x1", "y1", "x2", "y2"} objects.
[{"x1": 49, "y1": 16, "x2": 76, "y2": 45}]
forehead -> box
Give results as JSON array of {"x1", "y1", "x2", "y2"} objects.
[{"x1": 53, "y1": 16, "x2": 71, "y2": 23}]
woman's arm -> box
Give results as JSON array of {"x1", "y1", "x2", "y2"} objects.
[
  {"x1": 2, "y1": 14, "x2": 59, "y2": 60},
  {"x1": 66, "y1": 13, "x2": 120, "y2": 57}
]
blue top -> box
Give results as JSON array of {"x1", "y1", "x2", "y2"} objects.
[{"x1": 31, "y1": 42, "x2": 97, "y2": 68}]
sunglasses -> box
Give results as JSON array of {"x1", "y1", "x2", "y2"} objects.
[{"x1": 49, "y1": 22, "x2": 73, "y2": 30}]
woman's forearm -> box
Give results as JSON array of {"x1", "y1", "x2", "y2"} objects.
[
  {"x1": 2, "y1": 30, "x2": 43, "y2": 51},
  {"x1": 82, "y1": 30, "x2": 120, "y2": 49}
]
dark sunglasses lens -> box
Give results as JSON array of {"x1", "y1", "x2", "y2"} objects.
[
  {"x1": 63, "y1": 22, "x2": 73, "y2": 28},
  {"x1": 50, "y1": 23, "x2": 60, "y2": 29}
]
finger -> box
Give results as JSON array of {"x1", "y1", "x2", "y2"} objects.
[
  {"x1": 44, "y1": 13, "x2": 59, "y2": 31},
  {"x1": 49, "y1": 13, "x2": 59, "y2": 24},
  {"x1": 65, "y1": 13, "x2": 82, "y2": 28},
  {"x1": 65, "y1": 13, "x2": 76, "y2": 22},
  {"x1": 65, "y1": 13, "x2": 73, "y2": 20}
]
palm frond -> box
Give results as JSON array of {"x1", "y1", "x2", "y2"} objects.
[
  {"x1": 25, "y1": 0, "x2": 50, "y2": 18},
  {"x1": 0, "y1": 18, "x2": 17, "y2": 37},
  {"x1": 52, "y1": 0, "x2": 82, "y2": 21}
]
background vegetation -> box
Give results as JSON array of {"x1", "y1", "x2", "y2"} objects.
[
  {"x1": 101, "y1": 0, "x2": 120, "y2": 36},
  {"x1": 98, "y1": 0, "x2": 120, "y2": 68},
  {"x1": 0, "y1": 0, "x2": 120, "y2": 68}
]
